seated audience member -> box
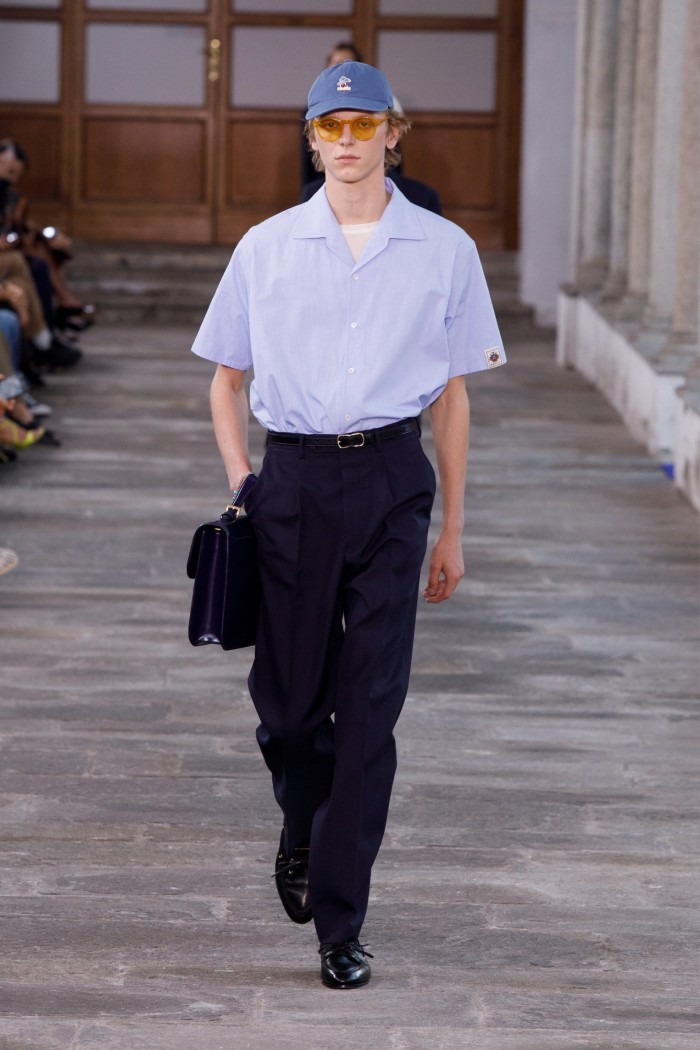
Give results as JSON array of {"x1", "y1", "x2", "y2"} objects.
[
  {"x1": 0, "y1": 315, "x2": 51, "y2": 418},
  {"x1": 0, "y1": 377, "x2": 42, "y2": 456},
  {"x1": 0, "y1": 365, "x2": 59, "y2": 454},
  {"x1": 0, "y1": 246, "x2": 81, "y2": 369},
  {"x1": 0, "y1": 307, "x2": 21, "y2": 369},
  {"x1": 0, "y1": 138, "x2": 95, "y2": 331}
]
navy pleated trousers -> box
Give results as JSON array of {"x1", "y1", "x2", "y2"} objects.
[{"x1": 246, "y1": 426, "x2": 435, "y2": 944}]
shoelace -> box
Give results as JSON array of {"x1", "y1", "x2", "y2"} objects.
[{"x1": 318, "y1": 940, "x2": 374, "y2": 959}]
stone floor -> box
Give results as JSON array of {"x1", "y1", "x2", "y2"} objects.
[{"x1": 0, "y1": 317, "x2": 698, "y2": 1050}]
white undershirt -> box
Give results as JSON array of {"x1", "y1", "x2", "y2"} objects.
[{"x1": 339, "y1": 221, "x2": 379, "y2": 262}]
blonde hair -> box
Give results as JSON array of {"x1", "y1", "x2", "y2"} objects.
[{"x1": 304, "y1": 108, "x2": 411, "y2": 174}]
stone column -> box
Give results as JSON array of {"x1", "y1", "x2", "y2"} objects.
[
  {"x1": 575, "y1": 0, "x2": 620, "y2": 290},
  {"x1": 602, "y1": 0, "x2": 638, "y2": 300},
  {"x1": 669, "y1": 1, "x2": 699, "y2": 348},
  {"x1": 663, "y1": 0, "x2": 700, "y2": 371},
  {"x1": 644, "y1": 0, "x2": 687, "y2": 334},
  {"x1": 621, "y1": 0, "x2": 660, "y2": 314},
  {"x1": 566, "y1": 0, "x2": 591, "y2": 282}
]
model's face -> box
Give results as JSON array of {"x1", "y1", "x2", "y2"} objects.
[
  {"x1": 310, "y1": 110, "x2": 398, "y2": 188},
  {"x1": 0, "y1": 151, "x2": 24, "y2": 183}
]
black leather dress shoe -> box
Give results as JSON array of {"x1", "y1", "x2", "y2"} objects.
[
  {"x1": 273, "y1": 830, "x2": 312, "y2": 924},
  {"x1": 319, "y1": 940, "x2": 373, "y2": 989}
]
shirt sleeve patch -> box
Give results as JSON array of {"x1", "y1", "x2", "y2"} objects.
[{"x1": 484, "y1": 346, "x2": 504, "y2": 368}]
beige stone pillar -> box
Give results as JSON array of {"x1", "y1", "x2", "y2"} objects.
[
  {"x1": 670, "y1": 1, "x2": 699, "y2": 345},
  {"x1": 602, "y1": 0, "x2": 638, "y2": 299},
  {"x1": 621, "y1": 0, "x2": 659, "y2": 311},
  {"x1": 645, "y1": 0, "x2": 687, "y2": 330},
  {"x1": 575, "y1": 0, "x2": 619, "y2": 289},
  {"x1": 663, "y1": 0, "x2": 700, "y2": 370}
]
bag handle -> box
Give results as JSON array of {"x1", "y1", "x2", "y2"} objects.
[{"x1": 225, "y1": 472, "x2": 257, "y2": 517}]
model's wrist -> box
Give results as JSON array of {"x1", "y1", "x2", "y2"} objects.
[
  {"x1": 230, "y1": 471, "x2": 254, "y2": 500},
  {"x1": 227, "y1": 464, "x2": 252, "y2": 489},
  {"x1": 439, "y1": 519, "x2": 464, "y2": 539}
]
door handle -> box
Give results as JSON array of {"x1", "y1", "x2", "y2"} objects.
[{"x1": 208, "y1": 38, "x2": 221, "y2": 82}]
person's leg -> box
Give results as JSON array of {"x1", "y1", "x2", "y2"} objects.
[
  {"x1": 0, "y1": 311, "x2": 22, "y2": 369},
  {"x1": 247, "y1": 443, "x2": 346, "y2": 853},
  {"x1": 309, "y1": 435, "x2": 435, "y2": 945},
  {"x1": 0, "y1": 255, "x2": 82, "y2": 368},
  {"x1": 25, "y1": 255, "x2": 54, "y2": 329},
  {"x1": 247, "y1": 433, "x2": 435, "y2": 948}
]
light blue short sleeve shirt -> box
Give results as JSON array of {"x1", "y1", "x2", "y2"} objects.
[{"x1": 192, "y1": 181, "x2": 505, "y2": 434}]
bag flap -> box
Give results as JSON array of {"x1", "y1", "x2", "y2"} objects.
[{"x1": 186, "y1": 510, "x2": 253, "y2": 579}]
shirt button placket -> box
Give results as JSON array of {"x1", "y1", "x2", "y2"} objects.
[{"x1": 344, "y1": 271, "x2": 360, "y2": 427}]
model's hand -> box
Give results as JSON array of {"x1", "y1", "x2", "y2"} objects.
[{"x1": 423, "y1": 531, "x2": 464, "y2": 603}]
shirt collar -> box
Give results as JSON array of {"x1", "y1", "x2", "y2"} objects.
[{"x1": 292, "y1": 178, "x2": 426, "y2": 266}]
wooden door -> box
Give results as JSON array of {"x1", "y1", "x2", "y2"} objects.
[
  {"x1": 216, "y1": 0, "x2": 524, "y2": 247},
  {"x1": 74, "y1": 1, "x2": 220, "y2": 242},
  {"x1": 0, "y1": 0, "x2": 523, "y2": 249},
  {"x1": 0, "y1": 0, "x2": 223, "y2": 242}
]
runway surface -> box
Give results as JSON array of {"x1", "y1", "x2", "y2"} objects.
[{"x1": 1, "y1": 318, "x2": 698, "y2": 1049}]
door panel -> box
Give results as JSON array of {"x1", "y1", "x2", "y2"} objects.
[
  {"x1": 82, "y1": 119, "x2": 206, "y2": 203},
  {"x1": 0, "y1": 114, "x2": 61, "y2": 199},
  {"x1": 377, "y1": 30, "x2": 497, "y2": 111},
  {"x1": 0, "y1": 0, "x2": 60, "y2": 7},
  {"x1": 75, "y1": 3, "x2": 217, "y2": 242},
  {"x1": 379, "y1": 0, "x2": 498, "y2": 13},
  {"x1": 86, "y1": 0, "x2": 207, "y2": 9},
  {"x1": 404, "y1": 123, "x2": 497, "y2": 207},
  {"x1": 233, "y1": 0, "x2": 352, "y2": 12},
  {"x1": 85, "y1": 23, "x2": 207, "y2": 106},
  {"x1": 0, "y1": 20, "x2": 61, "y2": 102},
  {"x1": 229, "y1": 26, "x2": 351, "y2": 107}
]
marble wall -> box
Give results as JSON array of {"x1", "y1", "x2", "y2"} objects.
[{"x1": 557, "y1": 0, "x2": 700, "y2": 509}]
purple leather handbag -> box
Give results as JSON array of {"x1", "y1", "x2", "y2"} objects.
[{"x1": 186, "y1": 474, "x2": 260, "y2": 650}]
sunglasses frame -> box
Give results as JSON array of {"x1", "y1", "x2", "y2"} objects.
[{"x1": 312, "y1": 115, "x2": 389, "y2": 142}]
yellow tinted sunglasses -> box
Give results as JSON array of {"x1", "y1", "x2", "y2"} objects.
[{"x1": 312, "y1": 115, "x2": 388, "y2": 142}]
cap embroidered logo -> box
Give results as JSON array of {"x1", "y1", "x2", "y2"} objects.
[{"x1": 337, "y1": 76, "x2": 352, "y2": 92}]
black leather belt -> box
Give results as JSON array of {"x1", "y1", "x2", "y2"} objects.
[{"x1": 266, "y1": 417, "x2": 420, "y2": 449}]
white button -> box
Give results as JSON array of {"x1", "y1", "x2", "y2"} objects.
[
  {"x1": 352, "y1": 273, "x2": 359, "y2": 280},
  {"x1": 348, "y1": 367, "x2": 355, "y2": 374},
  {"x1": 345, "y1": 414, "x2": 351, "y2": 422},
  {"x1": 350, "y1": 321, "x2": 357, "y2": 328}
]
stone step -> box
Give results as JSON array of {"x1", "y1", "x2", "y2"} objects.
[{"x1": 67, "y1": 242, "x2": 530, "y2": 325}]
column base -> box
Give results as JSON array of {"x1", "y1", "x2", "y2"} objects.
[
  {"x1": 675, "y1": 366, "x2": 700, "y2": 511},
  {"x1": 558, "y1": 289, "x2": 699, "y2": 509}
]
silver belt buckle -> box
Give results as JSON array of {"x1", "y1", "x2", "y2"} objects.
[{"x1": 337, "y1": 431, "x2": 365, "y2": 449}]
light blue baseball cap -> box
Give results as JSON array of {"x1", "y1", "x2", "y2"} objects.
[{"x1": 306, "y1": 61, "x2": 394, "y2": 120}]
